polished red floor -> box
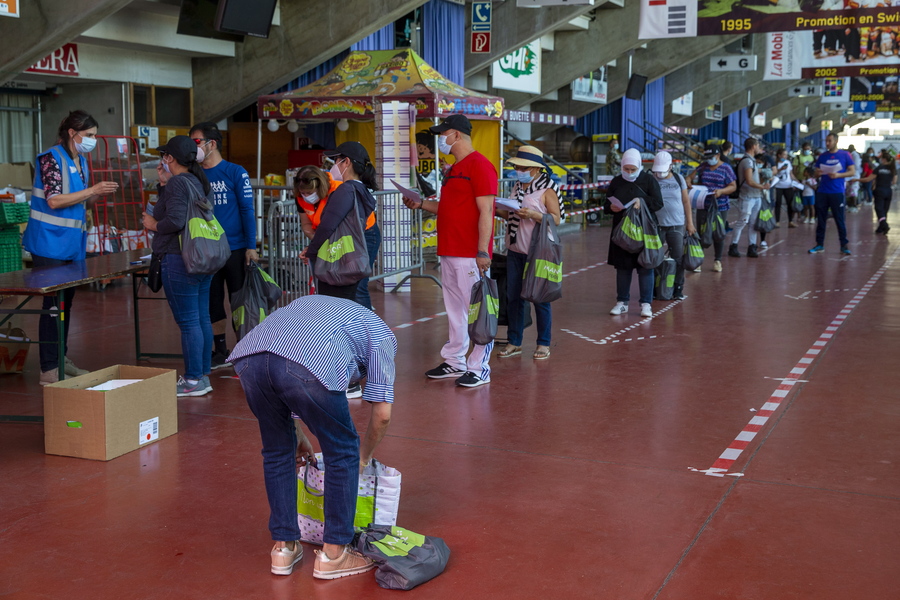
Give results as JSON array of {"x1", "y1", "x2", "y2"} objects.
[{"x1": 2, "y1": 204, "x2": 899, "y2": 599}]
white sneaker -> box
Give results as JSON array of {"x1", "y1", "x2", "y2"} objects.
[
  {"x1": 609, "y1": 302, "x2": 628, "y2": 315},
  {"x1": 713, "y1": 260, "x2": 723, "y2": 272},
  {"x1": 760, "y1": 241, "x2": 768, "y2": 248},
  {"x1": 640, "y1": 303, "x2": 653, "y2": 318}
]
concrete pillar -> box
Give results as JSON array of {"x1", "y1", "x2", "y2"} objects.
[
  {"x1": 0, "y1": 0, "x2": 132, "y2": 85},
  {"x1": 192, "y1": 0, "x2": 427, "y2": 123}
]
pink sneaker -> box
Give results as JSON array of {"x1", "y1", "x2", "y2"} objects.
[
  {"x1": 313, "y1": 546, "x2": 375, "y2": 580},
  {"x1": 271, "y1": 541, "x2": 303, "y2": 575}
]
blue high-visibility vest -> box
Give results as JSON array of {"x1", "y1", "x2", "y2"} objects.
[{"x1": 22, "y1": 145, "x2": 90, "y2": 261}]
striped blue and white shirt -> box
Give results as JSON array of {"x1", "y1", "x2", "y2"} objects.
[{"x1": 229, "y1": 296, "x2": 397, "y2": 403}]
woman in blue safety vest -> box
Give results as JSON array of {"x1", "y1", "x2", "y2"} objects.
[{"x1": 23, "y1": 110, "x2": 119, "y2": 386}]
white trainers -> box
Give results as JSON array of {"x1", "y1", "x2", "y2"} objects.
[
  {"x1": 640, "y1": 303, "x2": 653, "y2": 318},
  {"x1": 609, "y1": 302, "x2": 628, "y2": 315},
  {"x1": 713, "y1": 260, "x2": 723, "y2": 272},
  {"x1": 760, "y1": 241, "x2": 768, "y2": 248}
]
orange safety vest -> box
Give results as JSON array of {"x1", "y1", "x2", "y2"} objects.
[{"x1": 296, "y1": 176, "x2": 376, "y2": 230}]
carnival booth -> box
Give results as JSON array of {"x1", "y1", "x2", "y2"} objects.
[
  {"x1": 256, "y1": 49, "x2": 505, "y2": 177},
  {"x1": 255, "y1": 50, "x2": 504, "y2": 295}
]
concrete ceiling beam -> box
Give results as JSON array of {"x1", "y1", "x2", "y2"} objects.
[
  {"x1": 0, "y1": 0, "x2": 133, "y2": 85},
  {"x1": 192, "y1": 0, "x2": 427, "y2": 123}
]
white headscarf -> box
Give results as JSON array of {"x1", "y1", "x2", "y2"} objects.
[{"x1": 622, "y1": 148, "x2": 642, "y2": 168}]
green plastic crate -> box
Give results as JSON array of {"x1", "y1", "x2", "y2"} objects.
[
  {"x1": 0, "y1": 225, "x2": 21, "y2": 246},
  {"x1": 0, "y1": 203, "x2": 30, "y2": 226},
  {"x1": 0, "y1": 243, "x2": 22, "y2": 273}
]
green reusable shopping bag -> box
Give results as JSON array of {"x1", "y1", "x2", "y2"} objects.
[
  {"x1": 681, "y1": 233, "x2": 704, "y2": 271},
  {"x1": 355, "y1": 525, "x2": 451, "y2": 590},
  {"x1": 611, "y1": 203, "x2": 644, "y2": 254},
  {"x1": 467, "y1": 276, "x2": 499, "y2": 346},
  {"x1": 755, "y1": 196, "x2": 776, "y2": 233},
  {"x1": 230, "y1": 262, "x2": 282, "y2": 340},
  {"x1": 521, "y1": 215, "x2": 563, "y2": 304},
  {"x1": 180, "y1": 183, "x2": 230, "y2": 274}
]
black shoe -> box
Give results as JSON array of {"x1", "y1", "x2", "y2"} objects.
[
  {"x1": 672, "y1": 286, "x2": 684, "y2": 300},
  {"x1": 425, "y1": 362, "x2": 465, "y2": 379},
  {"x1": 455, "y1": 371, "x2": 490, "y2": 388},
  {"x1": 747, "y1": 244, "x2": 759, "y2": 258},
  {"x1": 211, "y1": 351, "x2": 232, "y2": 371},
  {"x1": 346, "y1": 383, "x2": 362, "y2": 399},
  {"x1": 728, "y1": 243, "x2": 741, "y2": 257}
]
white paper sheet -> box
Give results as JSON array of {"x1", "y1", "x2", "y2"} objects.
[
  {"x1": 389, "y1": 179, "x2": 422, "y2": 204},
  {"x1": 818, "y1": 162, "x2": 841, "y2": 174},
  {"x1": 608, "y1": 196, "x2": 638, "y2": 211},
  {"x1": 494, "y1": 197, "x2": 520, "y2": 211},
  {"x1": 86, "y1": 379, "x2": 142, "y2": 391}
]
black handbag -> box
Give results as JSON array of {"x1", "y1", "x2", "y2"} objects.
[{"x1": 147, "y1": 253, "x2": 163, "y2": 293}]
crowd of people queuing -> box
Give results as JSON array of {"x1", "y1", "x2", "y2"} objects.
[{"x1": 24, "y1": 108, "x2": 898, "y2": 583}]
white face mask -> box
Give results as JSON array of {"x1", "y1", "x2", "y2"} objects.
[
  {"x1": 622, "y1": 169, "x2": 639, "y2": 182},
  {"x1": 162, "y1": 158, "x2": 172, "y2": 174},
  {"x1": 438, "y1": 135, "x2": 455, "y2": 155},
  {"x1": 653, "y1": 171, "x2": 669, "y2": 180},
  {"x1": 707, "y1": 158, "x2": 718, "y2": 166},
  {"x1": 195, "y1": 145, "x2": 206, "y2": 163},
  {"x1": 75, "y1": 133, "x2": 97, "y2": 154},
  {"x1": 329, "y1": 161, "x2": 344, "y2": 182},
  {"x1": 301, "y1": 191, "x2": 321, "y2": 205}
]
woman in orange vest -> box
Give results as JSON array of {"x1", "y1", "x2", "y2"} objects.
[{"x1": 293, "y1": 163, "x2": 380, "y2": 308}]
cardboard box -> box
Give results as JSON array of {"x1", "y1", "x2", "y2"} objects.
[{"x1": 43, "y1": 365, "x2": 177, "y2": 461}]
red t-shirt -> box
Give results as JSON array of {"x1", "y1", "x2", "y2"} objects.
[{"x1": 437, "y1": 151, "x2": 497, "y2": 257}]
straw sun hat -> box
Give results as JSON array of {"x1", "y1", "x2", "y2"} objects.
[{"x1": 506, "y1": 145, "x2": 548, "y2": 169}]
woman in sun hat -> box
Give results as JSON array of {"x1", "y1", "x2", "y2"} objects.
[{"x1": 497, "y1": 146, "x2": 563, "y2": 360}]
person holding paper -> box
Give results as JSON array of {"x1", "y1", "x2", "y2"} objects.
[
  {"x1": 687, "y1": 145, "x2": 736, "y2": 272},
  {"x1": 230, "y1": 295, "x2": 396, "y2": 580},
  {"x1": 497, "y1": 146, "x2": 562, "y2": 360},
  {"x1": 606, "y1": 149, "x2": 664, "y2": 318},
  {"x1": 25, "y1": 110, "x2": 119, "y2": 386},
  {"x1": 772, "y1": 148, "x2": 799, "y2": 228},
  {"x1": 401, "y1": 114, "x2": 497, "y2": 387},
  {"x1": 810, "y1": 133, "x2": 855, "y2": 254}
]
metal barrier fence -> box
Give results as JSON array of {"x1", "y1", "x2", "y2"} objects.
[{"x1": 264, "y1": 188, "x2": 436, "y2": 306}]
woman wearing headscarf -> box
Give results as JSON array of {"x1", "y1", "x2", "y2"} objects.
[
  {"x1": 24, "y1": 110, "x2": 119, "y2": 385},
  {"x1": 497, "y1": 146, "x2": 563, "y2": 360},
  {"x1": 606, "y1": 149, "x2": 664, "y2": 318}
]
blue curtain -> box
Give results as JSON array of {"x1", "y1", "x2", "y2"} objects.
[
  {"x1": 698, "y1": 120, "x2": 725, "y2": 143},
  {"x1": 801, "y1": 130, "x2": 827, "y2": 149},
  {"x1": 352, "y1": 23, "x2": 395, "y2": 51},
  {"x1": 621, "y1": 97, "x2": 644, "y2": 152},
  {"x1": 763, "y1": 129, "x2": 785, "y2": 145},
  {"x1": 641, "y1": 77, "x2": 665, "y2": 152},
  {"x1": 726, "y1": 108, "x2": 749, "y2": 147},
  {"x1": 422, "y1": 0, "x2": 466, "y2": 85},
  {"x1": 575, "y1": 99, "x2": 622, "y2": 138}
]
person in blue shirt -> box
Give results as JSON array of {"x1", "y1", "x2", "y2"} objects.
[
  {"x1": 229, "y1": 295, "x2": 396, "y2": 580},
  {"x1": 24, "y1": 110, "x2": 119, "y2": 386},
  {"x1": 189, "y1": 122, "x2": 257, "y2": 369},
  {"x1": 810, "y1": 132, "x2": 856, "y2": 255}
]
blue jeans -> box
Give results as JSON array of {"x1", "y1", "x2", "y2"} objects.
[
  {"x1": 505, "y1": 249, "x2": 552, "y2": 347},
  {"x1": 815, "y1": 192, "x2": 849, "y2": 247},
  {"x1": 356, "y1": 222, "x2": 382, "y2": 309},
  {"x1": 32, "y1": 255, "x2": 75, "y2": 372},
  {"x1": 235, "y1": 353, "x2": 359, "y2": 544},
  {"x1": 616, "y1": 266, "x2": 654, "y2": 305},
  {"x1": 161, "y1": 253, "x2": 212, "y2": 380}
]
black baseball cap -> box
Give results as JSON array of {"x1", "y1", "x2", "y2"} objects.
[
  {"x1": 429, "y1": 114, "x2": 472, "y2": 136},
  {"x1": 323, "y1": 141, "x2": 371, "y2": 165},
  {"x1": 703, "y1": 144, "x2": 721, "y2": 158},
  {"x1": 157, "y1": 135, "x2": 197, "y2": 163}
]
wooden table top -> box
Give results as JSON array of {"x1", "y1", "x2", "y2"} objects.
[{"x1": 0, "y1": 249, "x2": 149, "y2": 295}]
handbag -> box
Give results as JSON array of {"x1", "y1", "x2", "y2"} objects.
[
  {"x1": 297, "y1": 453, "x2": 401, "y2": 545},
  {"x1": 681, "y1": 233, "x2": 704, "y2": 271},
  {"x1": 230, "y1": 262, "x2": 282, "y2": 340},
  {"x1": 180, "y1": 183, "x2": 230, "y2": 275},
  {"x1": 638, "y1": 211, "x2": 664, "y2": 269},
  {"x1": 521, "y1": 215, "x2": 563, "y2": 304},
  {"x1": 755, "y1": 196, "x2": 776, "y2": 233},
  {"x1": 355, "y1": 525, "x2": 451, "y2": 590},
  {"x1": 610, "y1": 202, "x2": 644, "y2": 254},
  {"x1": 313, "y1": 184, "x2": 371, "y2": 287},
  {"x1": 147, "y1": 253, "x2": 163, "y2": 293},
  {"x1": 654, "y1": 257, "x2": 676, "y2": 300},
  {"x1": 467, "y1": 276, "x2": 499, "y2": 346},
  {"x1": 698, "y1": 197, "x2": 727, "y2": 248}
]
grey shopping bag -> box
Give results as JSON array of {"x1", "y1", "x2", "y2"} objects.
[
  {"x1": 611, "y1": 203, "x2": 644, "y2": 254},
  {"x1": 521, "y1": 216, "x2": 563, "y2": 304},
  {"x1": 467, "y1": 276, "x2": 499, "y2": 346},
  {"x1": 180, "y1": 184, "x2": 230, "y2": 274},
  {"x1": 313, "y1": 187, "x2": 371, "y2": 287},
  {"x1": 355, "y1": 525, "x2": 451, "y2": 590}
]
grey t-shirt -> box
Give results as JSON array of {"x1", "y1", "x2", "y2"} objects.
[
  {"x1": 655, "y1": 172, "x2": 687, "y2": 227},
  {"x1": 738, "y1": 156, "x2": 763, "y2": 200}
]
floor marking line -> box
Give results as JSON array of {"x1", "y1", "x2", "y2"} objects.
[
  {"x1": 702, "y1": 244, "x2": 900, "y2": 476},
  {"x1": 561, "y1": 298, "x2": 686, "y2": 345}
]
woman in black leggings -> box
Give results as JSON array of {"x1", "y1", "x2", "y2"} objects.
[{"x1": 862, "y1": 153, "x2": 897, "y2": 234}]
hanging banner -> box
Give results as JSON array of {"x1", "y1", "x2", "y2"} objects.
[
  {"x1": 492, "y1": 40, "x2": 541, "y2": 94},
  {"x1": 26, "y1": 44, "x2": 81, "y2": 77},
  {"x1": 851, "y1": 76, "x2": 900, "y2": 112},
  {"x1": 672, "y1": 92, "x2": 693, "y2": 116},
  {"x1": 764, "y1": 31, "x2": 900, "y2": 81},
  {"x1": 0, "y1": 0, "x2": 19, "y2": 18},
  {"x1": 571, "y1": 69, "x2": 607, "y2": 104},
  {"x1": 639, "y1": 0, "x2": 895, "y2": 40}
]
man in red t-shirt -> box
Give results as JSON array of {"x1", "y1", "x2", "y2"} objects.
[{"x1": 402, "y1": 114, "x2": 497, "y2": 388}]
